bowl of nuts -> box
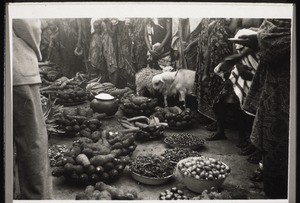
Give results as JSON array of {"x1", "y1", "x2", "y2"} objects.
[
  {"x1": 129, "y1": 155, "x2": 175, "y2": 185},
  {"x1": 177, "y1": 156, "x2": 231, "y2": 193},
  {"x1": 164, "y1": 133, "x2": 205, "y2": 149}
]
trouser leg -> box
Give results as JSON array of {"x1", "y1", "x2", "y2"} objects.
[
  {"x1": 13, "y1": 84, "x2": 53, "y2": 199},
  {"x1": 214, "y1": 101, "x2": 226, "y2": 135},
  {"x1": 263, "y1": 154, "x2": 288, "y2": 199}
]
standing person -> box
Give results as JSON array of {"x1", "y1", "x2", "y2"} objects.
[
  {"x1": 191, "y1": 18, "x2": 234, "y2": 131},
  {"x1": 111, "y1": 18, "x2": 136, "y2": 89},
  {"x1": 145, "y1": 18, "x2": 173, "y2": 70},
  {"x1": 171, "y1": 18, "x2": 190, "y2": 69},
  {"x1": 53, "y1": 18, "x2": 89, "y2": 78},
  {"x1": 74, "y1": 18, "x2": 92, "y2": 76},
  {"x1": 89, "y1": 18, "x2": 118, "y2": 85},
  {"x1": 129, "y1": 18, "x2": 148, "y2": 72},
  {"x1": 239, "y1": 19, "x2": 291, "y2": 199},
  {"x1": 214, "y1": 28, "x2": 261, "y2": 159},
  {"x1": 13, "y1": 19, "x2": 53, "y2": 199}
]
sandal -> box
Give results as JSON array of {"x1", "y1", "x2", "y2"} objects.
[
  {"x1": 205, "y1": 121, "x2": 217, "y2": 131},
  {"x1": 247, "y1": 150, "x2": 262, "y2": 164},
  {"x1": 249, "y1": 168, "x2": 263, "y2": 182},
  {"x1": 239, "y1": 144, "x2": 256, "y2": 156}
]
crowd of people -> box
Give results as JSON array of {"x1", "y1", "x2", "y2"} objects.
[{"x1": 13, "y1": 17, "x2": 291, "y2": 200}]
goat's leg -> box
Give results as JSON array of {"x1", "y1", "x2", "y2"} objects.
[
  {"x1": 179, "y1": 90, "x2": 186, "y2": 109},
  {"x1": 136, "y1": 85, "x2": 141, "y2": 96},
  {"x1": 164, "y1": 94, "x2": 168, "y2": 107}
]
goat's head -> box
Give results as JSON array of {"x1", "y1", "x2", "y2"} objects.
[{"x1": 152, "y1": 74, "x2": 165, "y2": 92}]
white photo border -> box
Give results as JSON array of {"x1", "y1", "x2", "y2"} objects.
[{"x1": 5, "y1": 2, "x2": 296, "y2": 203}]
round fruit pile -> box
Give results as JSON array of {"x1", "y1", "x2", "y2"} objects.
[
  {"x1": 159, "y1": 187, "x2": 189, "y2": 200},
  {"x1": 161, "y1": 148, "x2": 202, "y2": 163},
  {"x1": 165, "y1": 108, "x2": 192, "y2": 129},
  {"x1": 120, "y1": 95, "x2": 158, "y2": 117},
  {"x1": 56, "y1": 87, "x2": 88, "y2": 105},
  {"x1": 164, "y1": 134, "x2": 205, "y2": 148},
  {"x1": 177, "y1": 157, "x2": 231, "y2": 180}
]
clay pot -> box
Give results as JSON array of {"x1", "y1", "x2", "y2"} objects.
[{"x1": 90, "y1": 93, "x2": 119, "y2": 116}]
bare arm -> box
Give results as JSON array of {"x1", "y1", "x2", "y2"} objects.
[
  {"x1": 104, "y1": 19, "x2": 115, "y2": 37},
  {"x1": 144, "y1": 25, "x2": 152, "y2": 51},
  {"x1": 144, "y1": 24, "x2": 159, "y2": 57},
  {"x1": 76, "y1": 19, "x2": 82, "y2": 49},
  {"x1": 156, "y1": 19, "x2": 171, "y2": 52}
]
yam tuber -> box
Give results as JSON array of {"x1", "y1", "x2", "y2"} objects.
[
  {"x1": 75, "y1": 191, "x2": 87, "y2": 200},
  {"x1": 82, "y1": 138, "x2": 111, "y2": 155},
  {"x1": 98, "y1": 190, "x2": 112, "y2": 200},
  {"x1": 90, "y1": 154, "x2": 115, "y2": 167},
  {"x1": 89, "y1": 190, "x2": 102, "y2": 200},
  {"x1": 95, "y1": 182, "x2": 137, "y2": 200},
  {"x1": 81, "y1": 148, "x2": 94, "y2": 158},
  {"x1": 111, "y1": 142, "x2": 123, "y2": 150},
  {"x1": 85, "y1": 185, "x2": 95, "y2": 196},
  {"x1": 73, "y1": 137, "x2": 93, "y2": 144},
  {"x1": 76, "y1": 154, "x2": 91, "y2": 167},
  {"x1": 69, "y1": 146, "x2": 82, "y2": 158}
]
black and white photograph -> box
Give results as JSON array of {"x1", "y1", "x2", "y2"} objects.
[{"x1": 4, "y1": 2, "x2": 296, "y2": 203}]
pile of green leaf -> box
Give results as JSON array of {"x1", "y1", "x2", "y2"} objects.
[{"x1": 130, "y1": 155, "x2": 174, "y2": 178}]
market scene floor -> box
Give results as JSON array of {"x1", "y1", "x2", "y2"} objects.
[{"x1": 50, "y1": 105, "x2": 266, "y2": 200}]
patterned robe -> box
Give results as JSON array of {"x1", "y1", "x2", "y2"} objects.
[
  {"x1": 243, "y1": 19, "x2": 291, "y2": 198},
  {"x1": 193, "y1": 18, "x2": 234, "y2": 120}
]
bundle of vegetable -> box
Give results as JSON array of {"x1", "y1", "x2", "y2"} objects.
[
  {"x1": 55, "y1": 107, "x2": 104, "y2": 136},
  {"x1": 48, "y1": 144, "x2": 69, "y2": 167},
  {"x1": 40, "y1": 77, "x2": 80, "y2": 99},
  {"x1": 177, "y1": 157, "x2": 231, "y2": 181},
  {"x1": 43, "y1": 97, "x2": 65, "y2": 135},
  {"x1": 130, "y1": 155, "x2": 174, "y2": 178},
  {"x1": 75, "y1": 182, "x2": 138, "y2": 200},
  {"x1": 164, "y1": 133, "x2": 205, "y2": 149},
  {"x1": 165, "y1": 108, "x2": 193, "y2": 129},
  {"x1": 159, "y1": 187, "x2": 189, "y2": 200},
  {"x1": 120, "y1": 95, "x2": 159, "y2": 117},
  {"x1": 51, "y1": 130, "x2": 136, "y2": 185},
  {"x1": 86, "y1": 82, "x2": 116, "y2": 95},
  {"x1": 161, "y1": 148, "x2": 202, "y2": 164},
  {"x1": 119, "y1": 116, "x2": 168, "y2": 141}
]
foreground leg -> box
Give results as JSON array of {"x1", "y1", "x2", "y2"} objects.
[
  {"x1": 13, "y1": 85, "x2": 53, "y2": 199},
  {"x1": 205, "y1": 101, "x2": 226, "y2": 141}
]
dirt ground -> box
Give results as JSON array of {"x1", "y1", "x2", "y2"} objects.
[{"x1": 49, "y1": 104, "x2": 266, "y2": 200}]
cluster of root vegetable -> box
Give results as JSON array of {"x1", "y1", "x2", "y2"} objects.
[
  {"x1": 120, "y1": 95, "x2": 159, "y2": 117},
  {"x1": 54, "y1": 107, "x2": 106, "y2": 136},
  {"x1": 51, "y1": 129, "x2": 137, "y2": 185},
  {"x1": 76, "y1": 181, "x2": 138, "y2": 200}
]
